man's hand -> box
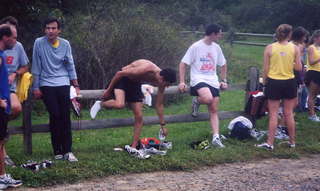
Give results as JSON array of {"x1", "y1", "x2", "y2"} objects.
[
  {"x1": 0, "y1": 99, "x2": 7, "y2": 109},
  {"x1": 33, "y1": 89, "x2": 42, "y2": 99},
  {"x1": 220, "y1": 82, "x2": 228, "y2": 90},
  {"x1": 8, "y1": 73, "x2": 16, "y2": 85},
  {"x1": 178, "y1": 82, "x2": 187, "y2": 93}
]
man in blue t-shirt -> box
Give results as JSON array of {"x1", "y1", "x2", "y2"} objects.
[
  {"x1": 0, "y1": 24, "x2": 23, "y2": 189},
  {"x1": 0, "y1": 16, "x2": 29, "y2": 167},
  {"x1": 0, "y1": 16, "x2": 29, "y2": 120}
]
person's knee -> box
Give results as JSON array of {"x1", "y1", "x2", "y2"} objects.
[
  {"x1": 11, "y1": 103, "x2": 22, "y2": 115},
  {"x1": 201, "y1": 97, "x2": 214, "y2": 105},
  {"x1": 114, "y1": 102, "x2": 125, "y2": 109}
]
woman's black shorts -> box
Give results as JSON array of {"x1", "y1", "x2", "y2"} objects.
[
  {"x1": 305, "y1": 70, "x2": 320, "y2": 87},
  {"x1": 265, "y1": 78, "x2": 297, "y2": 100}
]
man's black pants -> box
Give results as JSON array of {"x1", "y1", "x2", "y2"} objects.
[{"x1": 41, "y1": 86, "x2": 72, "y2": 155}]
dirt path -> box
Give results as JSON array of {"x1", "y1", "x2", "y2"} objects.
[{"x1": 16, "y1": 154, "x2": 320, "y2": 191}]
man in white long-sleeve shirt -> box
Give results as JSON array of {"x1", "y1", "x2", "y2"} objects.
[{"x1": 31, "y1": 18, "x2": 80, "y2": 162}]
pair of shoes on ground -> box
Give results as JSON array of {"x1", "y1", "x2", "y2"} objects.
[
  {"x1": 90, "y1": 100, "x2": 102, "y2": 119},
  {"x1": 308, "y1": 114, "x2": 320, "y2": 122},
  {"x1": 0, "y1": 174, "x2": 22, "y2": 189},
  {"x1": 255, "y1": 142, "x2": 295, "y2": 150},
  {"x1": 54, "y1": 152, "x2": 78, "y2": 162},
  {"x1": 124, "y1": 145, "x2": 151, "y2": 159}
]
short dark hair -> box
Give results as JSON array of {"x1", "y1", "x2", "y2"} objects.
[
  {"x1": 43, "y1": 18, "x2": 61, "y2": 29},
  {"x1": 0, "y1": 24, "x2": 12, "y2": 40},
  {"x1": 205, "y1": 24, "x2": 222, "y2": 36},
  {"x1": 160, "y1": 68, "x2": 176, "y2": 84},
  {"x1": 291, "y1": 26, "x2": 309, "y2": 43},
  {"x1": 0, "y1": 16, "x2": 18, "y2": 27}
]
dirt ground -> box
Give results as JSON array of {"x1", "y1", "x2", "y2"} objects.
[{"x1": 15, "y1": 154, "x2": 320, "y2": 191}]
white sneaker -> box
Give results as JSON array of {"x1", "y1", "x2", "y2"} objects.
[
  {"x1": 308, "y1": 115, "x2": 320, "y2": 122},
  {"x1": 255, "y1": 142, "x2": 274, "y2": 150},
  {"x1": 0, "y1": 174, "x2": 22, "y2": 188},
  {"x1": 143, "y1": 147, "x2": 167, "y2": 155},
  {"x1": 64, "y1": 152, "x2": 78, "y2": 162},
  {"x1": 90, "y1": 100, "x2": 102, "y2": 119},
  {"x1": 191, "y1": 97, "x2": 200, "y2": 117},
  {"x1": 124, "y1": 145, "x2": 150, "y2": 159},
  {"x1": 212, "y1": 135, "x2": 225, "y2": 148}
]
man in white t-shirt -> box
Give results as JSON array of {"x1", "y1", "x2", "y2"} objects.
[{"x1": 178, "y1": 24, "x2": 228, "y2": 147}]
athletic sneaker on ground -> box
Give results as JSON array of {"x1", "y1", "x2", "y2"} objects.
[
  {"x1": 212, "y1": 135, "x2": 225, "y2": 148},
  {"x1": 275, "y1": 127, "x2": 289, "y2": 140},
  {"x1": 308, "y1": 114, "x2": 320, "y2": 122},
  {"x1": 191, "y1": 97, "x2": 200, "y2": 117},
  {"x1": 90, "y1": 100, "x2": 102, "y2": 119},
  {"x1": 255, "y1": 143, "x2": 274, "y2": 150},
  {"x1": 124, "y1": 145, "x2": 150, "y2": 159},
  {"x1": 54, "y1": 154, "x2": 63, "y2": 160},
  {"x1": 0, "y1": 174, "x2": 22, "y2": 188},
  {"x1": 4, "y1": 155, "x2": 16, "y2": 167},
  {"x1": 64, "y1": 152, "x2": 78, "y2": 162},
  {"x1": 143, "y1": 147, "x2": 167, "y2": 155}
]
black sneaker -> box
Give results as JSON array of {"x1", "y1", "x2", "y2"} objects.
[{"x1": 255, "y1": 143, "x2": 274, "y2": 150}]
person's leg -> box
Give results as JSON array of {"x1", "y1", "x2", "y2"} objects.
[
  {"x1": 307, "y1": 81, "x2": 320, "y2": 117},
  {"x1": 41, "y1": 87, "x2": 63, "y2": 156},
  {"x1": 129, "y1": 102, "x2": 144, "y2": 148},
  {"x1": 101, "y1": 89, "x2": 126, "y2": 109},
  {"x1": 57, "y1": 86, "x2": 72, "y2": 155},
  {"x1": 9, "y1": 93, "x2": 21, "y2": 120},
  {"x1": 267, "y1": 99, "x2": 281, "y2": 146},
  {"x1": 208, "y1": 97, "x2": 220, "y2": 135},
  {"x1": 283, "y1": 98, "x2": 297, "y2": 145}
]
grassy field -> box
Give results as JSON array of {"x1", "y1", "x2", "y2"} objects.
[{"x1": 5, "y1": 44, "x2": 320, "y2": 187}]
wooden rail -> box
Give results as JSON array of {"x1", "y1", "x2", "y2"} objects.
[{"x1": 15, "y1": 68, "x2": 259, "y2": 154}]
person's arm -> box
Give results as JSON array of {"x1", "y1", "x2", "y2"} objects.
[
  {"x1": 308, "y1": 46, "x2": 320, "y2": 65},
  {"x1": 155, "y1": 85, "x2": 165, "y2": 125},
  {"x1": 294, "y1": 45, "x2": 302, "y2": 71},
  {"x1": 219, "y1": 64, "x2": 228, "y2": 89},
  {"x1": 178, "y1": 62, "x2": 187, "y2": 92},
  {"x1": 31, "y1": 39, "x2": 42, "y2": 99},
  {"x1": 263, "y1": 44, "x2": 272, "y2": 85}
]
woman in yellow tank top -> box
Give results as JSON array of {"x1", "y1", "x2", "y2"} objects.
[
  {"x1": 256, "y1": 24, "x2": 302, "y2": 150},
  {"x1": 305, "y1": 30, "x2": 320, "y2": 121}
]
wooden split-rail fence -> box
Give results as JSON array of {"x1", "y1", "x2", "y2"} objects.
[{"x1": 12, "y1": 67, "x2": 260, "y2": 154}]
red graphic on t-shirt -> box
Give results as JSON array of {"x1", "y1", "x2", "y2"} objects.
[
  {"x1": 200, "y1": 53, "x2": 215, "y2": 71},
  {"x1": 6, "y1": 56, "x2": 14, "y2": 65}
]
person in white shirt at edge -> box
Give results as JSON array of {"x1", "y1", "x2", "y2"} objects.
[{"x1": 178, "y1": 24, "x2": 228, "y2": 148}]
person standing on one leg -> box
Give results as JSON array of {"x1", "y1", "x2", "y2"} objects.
[
  {"x1": 256, "y1": 24, "x2": 302, "y2": 150},
  {"x1": 178, "y1": 24, "x2": 228, "y2": 148},
  {"x1": 0, "y1": 16, "x2": 29, "y2": 167},
  {"x1": 31, "y1": 18, "x2": 80, "y2": 162},
  {"x1": 0, "y1": 24, "x2": 22, "y2": 189},
  {"x1": 90, "y1": 59, "x2": 176, "y2": 159}
]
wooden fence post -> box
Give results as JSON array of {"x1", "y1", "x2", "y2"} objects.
[
  {"x1": 22, "y1": 90, "x2": 33, "y2": 154},
  {"x1": 244, "y1": 66, "x2": 260, "y2": 109}
]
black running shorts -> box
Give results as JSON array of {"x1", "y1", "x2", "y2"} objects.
[
  {"x1": 265, "y1": 78, "x2": 297, "y2": 100},
  {"x1": 114, "y1": 77, "x2": 144, "y2": 103},
  {"x1": 190, "y1": 82, "x2": 220, "y2": 97}
]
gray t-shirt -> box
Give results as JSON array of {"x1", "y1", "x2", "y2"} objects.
[{"x1": 4, "y1": 41, "x2": 29, "y2": 92}]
